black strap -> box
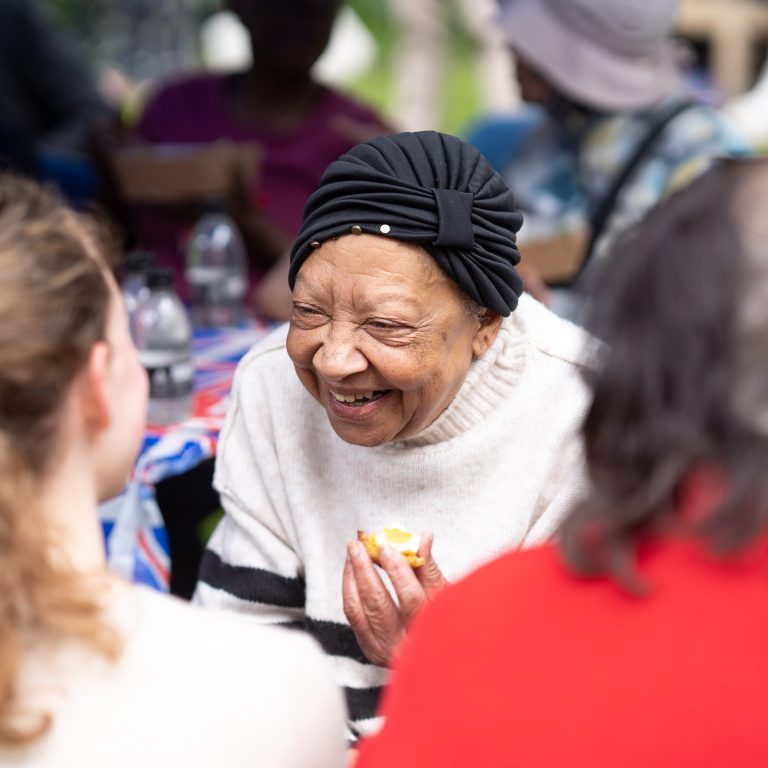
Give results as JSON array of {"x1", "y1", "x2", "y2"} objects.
[{"x1": 579, "y1": 99, "x2": 696, "y2": 276}]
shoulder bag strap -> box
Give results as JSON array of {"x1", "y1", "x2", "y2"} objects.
[{"x1": 580, "y1": 99, "x2": 696, "y2": 274}]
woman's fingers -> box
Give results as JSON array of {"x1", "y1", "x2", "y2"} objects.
[
  {"x1": 343, "y1": 541, "x2": 404, "y2": 666},
  {"x1": 415, "y1": 532, "x2": 450, "y2": 594},
  {"x1": 342, "y1": 552, "x2": 372, "y2": 638},
  {"x1": 342, "y1": 535, "x2": 449, "y2": 666},
  {"x1": 376, "y1": 543, "x2": 427, "y2": 625}
]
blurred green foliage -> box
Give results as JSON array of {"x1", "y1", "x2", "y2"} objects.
[{"x1": 345, "y1": 0, "x2": 483, "y2": 135}]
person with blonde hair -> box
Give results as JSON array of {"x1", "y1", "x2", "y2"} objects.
[{"x1": 0, "y1": 173, "x2": 345, "y2": 767}]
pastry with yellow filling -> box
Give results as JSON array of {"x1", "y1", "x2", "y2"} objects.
[{"x1": 357, "y1": 526, "x2": 425, "y2": 568}]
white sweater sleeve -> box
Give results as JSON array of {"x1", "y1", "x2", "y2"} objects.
[
  {"x1": 194, "y1": 356, "x2": 306, "y2": 625},
  {"x1": 522, "y1": 421, "x2": 589, "y2": 546}
]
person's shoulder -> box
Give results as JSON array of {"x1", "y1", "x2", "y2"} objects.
[
  {"x1": 236, "y1": 322, "x2": 292, "y2": 374},
  {"x1": 649, "y1": 101, "x2": 751, "y2": 194},
  {"x1": 658, "y1": 99, "x2": 751, "y2": 158},
  {"x1": 451, "y1": 543, "x2": 561, "y2": 599},
  {"x1": 230, "y1": 322, "x2": 307, "y2": 404},
  {"x1": 321, "y1": 86, "x2": 388, "y2": 124},
  {"x1": 129, "y1": 586, "x2": 343, "y2": 709},
  {"x1": 407, "y1": 544, "x2": 564, "y2": 642},
  {"x1": 133, "y1": 584, "x2": 319, "y2": 661},
  {"x1": 116, "y1": 586, "x2": 346, "y2": 766},
  {"x1": 512, "y1": 293, "x2": 596, "y2": 372}
]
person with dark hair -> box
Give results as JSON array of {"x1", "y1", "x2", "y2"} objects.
[
  {"x1": 0, "y1": 173, "x2": 345, "y2": 767},
  {"x1": 132, "y1": 0, "x2": 391, "y2": 310},
  {"x1": 355, "y1": 157, "x2": 768, "y2": 767},
  {"x1": 194, "y1": 130, "x2": 594, "y2": 738}
]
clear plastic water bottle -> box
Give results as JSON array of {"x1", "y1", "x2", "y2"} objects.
[
  {"x1": 132, "y1": 267, "x2": 194, "y2": 426},
  {"x1": 120, "y1": 250, "x2": 153, "y2": 321},
  {"x1": 185, "y1": 212, "x2": 247, "y2": 328}
]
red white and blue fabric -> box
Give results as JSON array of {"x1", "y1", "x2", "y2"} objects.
[{"x1": 101, "y1": 322, "x2": 272, "y2": 591}]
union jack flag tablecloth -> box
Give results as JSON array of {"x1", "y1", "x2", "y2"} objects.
[{"x1": 101, "y1": 322, "x2": 274, "y2": 591}]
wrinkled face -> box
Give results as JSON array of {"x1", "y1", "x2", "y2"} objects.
[
  {"x1": 93, "y1": 278, "x2": 149, "y2": 501},
  {"x1": 287, "y1": 234, "x2": 486, "y2": 447}
]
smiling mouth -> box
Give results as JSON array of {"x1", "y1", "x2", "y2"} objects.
[{"x1": 330, "y1": 389, "x2": 390, "y2": 406}]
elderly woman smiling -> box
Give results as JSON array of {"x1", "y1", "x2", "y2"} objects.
[
  {"x1": 289, "y1": 233, "x2": 502, "y2": 446},
  {"x1": 195, "y1": 132, "x2": 593, "y2": 737}
]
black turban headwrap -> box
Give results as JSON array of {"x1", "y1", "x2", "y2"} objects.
[{"x1": 288, "y1": 131, "x2": 524, "y2": 316}]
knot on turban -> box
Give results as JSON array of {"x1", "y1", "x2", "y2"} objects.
[{"x1": 288, "y1": 131, "x2": 525, "y2": 316}]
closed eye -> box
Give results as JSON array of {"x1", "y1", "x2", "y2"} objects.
[
  {"x1": 367, "y1": 319, "x2": 398, "y2": 330},
  {"x1": 293, "y1": 303, "x2": 323, "y2": 316},
  {"x1": 290, "y1": 302, "x2": 329, "y2": 328},
  {"x1": 366, "y1": 317, "x2": 413, "y2": 331}
]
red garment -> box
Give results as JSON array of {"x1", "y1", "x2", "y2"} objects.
[{"x1": 358, "y1": 535, "x2": 768, "y2": 767}]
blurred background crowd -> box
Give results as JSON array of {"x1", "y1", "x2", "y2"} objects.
[
  {"x1": 13, "y1": 0, "x2": 768, "y2": 132},
  {"x1": 4, "y1": 0, "x2": 768, "y2": 314},
  {"x1": 24, "y1": 0, "x2": 768, "y2": 137},
  {"x1": 4, "y1": 0, "x2": 768, "y2": 305}
]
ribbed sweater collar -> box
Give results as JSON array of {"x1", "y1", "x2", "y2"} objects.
[{"x1": 390, "y1": 309, "x2": 530, "y2": 448}]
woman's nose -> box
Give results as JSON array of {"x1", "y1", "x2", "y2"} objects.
[{"x1": 312, "y1": 324, "x2": 368, "y2": 380}]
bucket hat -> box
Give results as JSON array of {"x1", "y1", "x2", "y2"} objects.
[{"x1": 499, "y1": 0, "x2": 685, "y2": 111}]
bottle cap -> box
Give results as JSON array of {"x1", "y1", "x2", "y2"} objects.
[
  {"x1": 124, "y1": 250, "x2": 154, "y2": 274},
  {"x1": 200, "y1": 196, "x2": 227, "y2": 213},
  {"x1": 146, "y1": 267, "x2": 175, "y2": 290}
]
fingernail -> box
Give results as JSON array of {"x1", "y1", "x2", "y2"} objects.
[
  {"x1": 348, "y1": 541, "x2": 362, "y2": 561},
  {"x1": 379, "y1": 543, "x2": 393, "y2": 560}
]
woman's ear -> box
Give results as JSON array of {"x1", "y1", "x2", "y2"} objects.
[
  {"x1": 471, "y1": 310, "x2": 503, "y2": 357},
  {"x1": 80, "y1": 341, "x2": 111, "y2": 432}
]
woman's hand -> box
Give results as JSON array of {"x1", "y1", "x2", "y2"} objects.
[{"x1": 342, "y1": 532, "x2": 448, "y2": 667}]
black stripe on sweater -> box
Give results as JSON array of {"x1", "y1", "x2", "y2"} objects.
[
  {"x1": 305, "y1": 617, "x2": 370, "y2": 665},
  {"x1": 344, "y1": 686, "x2": 383, "y2": 724},
  {"x1": 198, "y1": 549, "x2": 305, "y2": 608},
  {"x1": 304, "y1": 618, "x2": 384, "y2": 721}
]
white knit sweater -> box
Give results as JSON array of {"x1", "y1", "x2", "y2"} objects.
[
  {"x1": 195, "y1": 295, "x2": 594, "y2": 738},
  {"x1": 3, "y1": 584, "x2": 346, "y2": 767}
]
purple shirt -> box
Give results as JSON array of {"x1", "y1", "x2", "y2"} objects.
[{"x1": 135, "y1": 72, "x2": 389, "y2": 291}]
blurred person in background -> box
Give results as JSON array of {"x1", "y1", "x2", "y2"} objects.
[
  {"x1": 357, "y1": 156, "x2": 768, "y2": 767},
  {"x1": 0, "y1": 173, "x2": 346, "y2": 767},
  {"x1": 131, "y1": 0, "x2": 391, "y2": 318},
  {"x1": 0, "y1": 0, "x2": 110, "y2": 205},
  {"x1": 387, "y1": 0, "x2": 519, "y2": 132},
  {"x1": 468, "y1": 0, "x2": 747, "y2": 320}
]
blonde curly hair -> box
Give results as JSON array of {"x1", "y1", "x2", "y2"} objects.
[{"x1": 0, "y1": 174, "x2": 122, "y2": 746}]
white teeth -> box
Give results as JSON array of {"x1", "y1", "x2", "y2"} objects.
[{"x1": 331, "y1": 390, "x2": 378, "y2": 404}]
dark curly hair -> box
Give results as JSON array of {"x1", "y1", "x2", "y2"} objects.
[{"x1": 560, "y1": 158, "x2": 768, "y2": 590}]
